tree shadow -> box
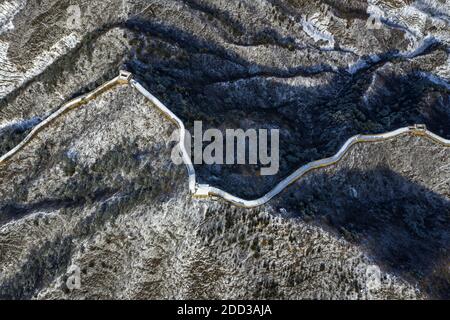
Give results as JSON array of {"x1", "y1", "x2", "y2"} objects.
[
  {"x1": 122, "y1": 19, "x2": 450, "y2": 198},
  {"x1": 275, "y1": 167, "x2": 450, "y2": 299}
]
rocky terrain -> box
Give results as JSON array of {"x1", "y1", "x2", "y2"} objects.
[{"x1": 0, "y1": 0, "x2": 448, "y2": 299}]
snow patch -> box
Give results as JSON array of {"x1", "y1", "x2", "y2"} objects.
[
  {"x1": 347, "y1": 55, "x2": 382, "y2": 74},
  {"x1": 418, "y1": 71, "x2": 450, "y2": 90},
  {"x1": 300, "y1": 10, "x2": 335, "y2": 49},
  {"x1": 346, "y1": 36, "x2": 439, "y2": 74},
  {"x1": 0, "y1": 0, "x2": 26, "y2": 34},
  {"x1": 0, "y1": 32, "x2": 82, "y2": 98},
  {"x1": 367, "y1": 0, "x2": 450, "y2": 49}
]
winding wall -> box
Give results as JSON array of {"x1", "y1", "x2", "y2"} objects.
[{"x1": 1, "y1": 71, "x2": 449, "y2": 208}]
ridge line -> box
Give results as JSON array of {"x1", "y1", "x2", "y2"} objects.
[{"x1": 1, "y1": 71, "x2": 448, "y2": 208}]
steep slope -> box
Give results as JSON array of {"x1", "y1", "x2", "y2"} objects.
[
  {"x1": 0, "y1": 84, "x2": 429, "y2": 299},
  {"x1": 0, "y1": 0, "x2": 448, "y2": 299}
]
